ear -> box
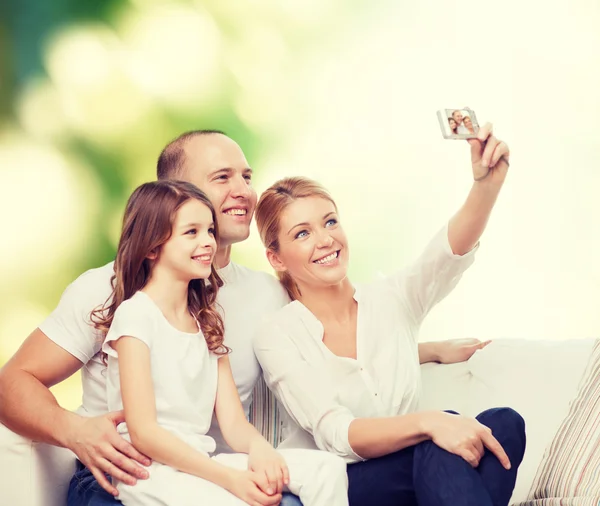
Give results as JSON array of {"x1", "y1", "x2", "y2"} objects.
[
  {"x1": 146, "y1": 248, "x2": 158, "y2": 261},
  {"x1": 266, "y1": 249, "x2": 286, "y2": 273}
]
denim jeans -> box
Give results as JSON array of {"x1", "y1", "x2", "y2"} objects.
[
  {"x1": 67, "y1": 460, "x2": 303, "y2": 506},
  {"x1": 346, "y1": 407, "x2": 526, "y2": 506}
]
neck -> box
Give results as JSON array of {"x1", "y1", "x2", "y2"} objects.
[
  {"x1": 297, "y1": 278, "x2": 356, "y2": 324},
  {"x1": 142, "y1": 265, "x2": 190, "y2": 319},
  {"x1": 214, "y1": 243, "x2": 232, "y2": 270}
]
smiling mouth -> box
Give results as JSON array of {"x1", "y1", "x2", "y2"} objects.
[
  {"x1": 313, "y1": 251, "x2": 340, "y2": 264},
  {"x1": 192, "y1": 254, "x2": 212, "y2": 263},
  {"x1": 223, "y1": 208, "x2": 247, "y2": 216}
]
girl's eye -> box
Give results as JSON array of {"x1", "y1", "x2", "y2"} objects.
[
  {"x1": 185, "y1": 228, "x2": 197, "y2": 235},
  {"x1": 295, "y1": 230, "x2": 308, "y2": 239},
  {"x1": 208, "y1": 228, "x2": 216, "y2": 236},
  {"x1": 325, "y1": 218, "x2": 337, "y2": 227}
]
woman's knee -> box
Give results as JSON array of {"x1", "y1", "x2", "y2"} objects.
[{"x1": 478, "y1": 407, "x2": 525, "y2": 434}]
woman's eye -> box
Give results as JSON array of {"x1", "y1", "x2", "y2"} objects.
[
  {"x1": 325, "y1": 218, "x2": 337, "y2": 227},
  {"x1": 295, "y1": 230, "x2": 308, "y2": 239}
]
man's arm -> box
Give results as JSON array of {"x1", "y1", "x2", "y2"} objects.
[{"x1": 0, "y1": 328, "x2": 150, "y2": 497}]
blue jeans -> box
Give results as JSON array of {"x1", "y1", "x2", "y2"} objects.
[
  {"x1": 67, "y1": 460, "x2": 303, "y2": 505},
  {"x1": 346, "y1": 407, "x2": 526, "y2": 506}
]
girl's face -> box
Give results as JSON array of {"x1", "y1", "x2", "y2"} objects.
[
  {"x1": 268, "y1": 196, "x2": 349, "y2": 291},
  {"x1": 448, "y1": 118, "x2": 457, "y2": 130},
  {"x1": 157, "y1": 199, "x2": 217, "y2": 281}
]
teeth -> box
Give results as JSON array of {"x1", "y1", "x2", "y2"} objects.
[
  {"x1": 224, "y1": 209, "x2": 247, "y2": 216},
  {"x1": 193, "y1": 255, "x2": 212, "y2": 261},
  {"x1": 315, "y1": 252, "x2": 338, "y2": 264}
]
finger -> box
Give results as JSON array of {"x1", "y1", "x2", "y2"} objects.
[
  {"x1": 250, "y1": 486, "x2": 281, "y2": 505},
  {"x1": 88, "y1": 464, "x2": 120, "y2": 496},
  {"x1": 111, "y1": 435, "x2": 152, "y2": 467},
  {"x1": 459, "y1": 449, "x2": 479, "y2": 468},
  {"x1": 477, "y1": 122, "x2": 493, "y2": 142},
  {"x1": 473, "y1": 438, "x2": 485, "y2": 461},
  {"x1": 282, "y1": 461, "x2": 290, "y2": 485},
  {"x1": 263, "y1": 469, "x2": 276, "y2": 495},
  {"x1": 490, "y1": 141, "x2": 510, "y2": 168},
  {"x1": 479, "y1": 340, "x2": 492, "y2": 349},
  {"x1": 104, "y1": 445, "x2": 149, "y2": 480},
  {"x1": 106, "y1": 410, "x2": 126, "y2": 426},
  {"x1": 251, "y1": 471, "x2": 272, "y2": 494},
  {"x1": 96, "y1": 455, "x2": 138, "y2": 487},
  {"x1": 274, "y1": 465, "x2": 284, "y2": 494},
  {"x1": 481, "y1": 432, "x2": 512, "y2": 470},
  {"x1": 481, "y1": 135, "x2": 500, "y2": 168}
]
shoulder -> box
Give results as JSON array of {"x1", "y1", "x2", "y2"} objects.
[
  {"x1": 113, "y1": 292, "x2": 155, "y2": 322},
  {"x1": 223, "y1": 263, "x2": 289, "y2": 307},
  {"x1": 62, "y1": 262, "x2": 115, "y2": 306},
  {"x1": 254, "y1": 301, "x2": 304, "y2": 344}
]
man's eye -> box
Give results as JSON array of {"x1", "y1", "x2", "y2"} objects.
[
  {"x1": 217, "y1": 175, "x2": 228, "y2": 181},
  {"x1": 244, "y1": 175, "x2": 252, "y2": 182}
]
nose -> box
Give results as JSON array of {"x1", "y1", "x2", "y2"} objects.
[
  {"x1": 199, "y1": 230, "x2": 217, "y2": 249},
  {"x1": 315, "y1": 228, "x2": 334, "y2": 248},
  {"x1": 230, "y1": 174, "x2": 251, "y2": 199}
]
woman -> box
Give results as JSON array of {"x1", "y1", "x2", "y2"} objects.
[
  {"x1": 253, "y1": 123, "x2": 525, "y2": 506},
  {"x1": 464, "y1": 115, "x2": 476, "y2": 133}
]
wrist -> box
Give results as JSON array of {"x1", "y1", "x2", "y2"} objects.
[
  {"x1": 54, "y1": 409, "x2": 83, "y2": 449},
  {"x1": 416, "y1": 411, "x2": 441, "y2": 439},
  {"x1": 220, "y1": 467, "x2": 240, "y2": 492}
]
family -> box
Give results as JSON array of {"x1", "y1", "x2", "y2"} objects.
[{"x1": 0, "y1": 125, "x2": 526, "y2": 506}]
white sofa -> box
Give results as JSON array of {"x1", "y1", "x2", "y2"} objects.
[{"x1": 1, "y1": 338, "x2": 596, "y2": 506}]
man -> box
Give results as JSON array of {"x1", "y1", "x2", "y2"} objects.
[
  {"x1": 0, "y1": 130, "x2": 301, "y2": 506},
  {"x1": 452, "y1": 110, "x2": 470, "y2": 135}
]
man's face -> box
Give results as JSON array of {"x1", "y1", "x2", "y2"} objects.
[
  {"x1": 452, "y1": 111, "x2": 463, "y2": 124},
  {"x1": 181, "y1": 134, "x2": 257, "y2": 247}
]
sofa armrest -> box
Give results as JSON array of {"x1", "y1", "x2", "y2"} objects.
[{"x1": 0, "y1": 422, "x2": 77, "y2": 506}]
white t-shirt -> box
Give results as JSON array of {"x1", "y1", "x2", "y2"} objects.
[
  {"x1": 254, "y1": 224, "x2": 478, "y2": 463},
  {"x1": 39, "y1": 261, "x2": 289, "y2": 452},
  {"x1": 103, "y1": 291, "x2": 220, "y2": 454},
  {"x1": 456, "y1": 123, "x2": 471, "y2": 135}
]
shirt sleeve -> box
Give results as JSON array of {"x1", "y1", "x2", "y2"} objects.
[
  {"x1": 102, "y1": 297, "x2": 156, "y2": 358},
  {"x1": 254, "y1": 319, "x2": 364, "y2": 463},
  {"x1": 38, "y1": 271, "x2": 111, "y2": 363},
  {"x1": 388, "y1": 222, "x2": 478, "y2": 326}
]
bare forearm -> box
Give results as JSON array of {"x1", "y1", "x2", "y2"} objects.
[
  {"x1": 222, "y1": 419, "x2": 267, "y2": 454},
  {"x1": 348, "y1": 412, "x2": 433, "y2": 459},
  {"x1": 0, "y1": 368, "x2": 80, "y2": 447},
  {"x1": 418, "y1": 342, "x2": 442, "y2": 364},
  {"x1": 448, "y1": 181, "x2": 502, "y2": 255},
  {"x1": 131, "y1": 424, "x2": 232, "y2": 488}
]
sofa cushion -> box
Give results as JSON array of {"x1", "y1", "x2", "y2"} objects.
[
  {"x1": 514, "y1": 340, "x2": 600, "y2": 506},
  {"x1": 466, "y1": 338, "x2": 597, "y2": 505}
]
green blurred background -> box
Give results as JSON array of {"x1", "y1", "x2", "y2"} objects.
[{"x1": 2, "y1": 0, "x2": 600, "y2": 410}]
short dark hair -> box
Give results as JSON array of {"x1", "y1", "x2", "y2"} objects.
[{"x1": 156, "y1": 129, "x2": 226, "y2": 180}]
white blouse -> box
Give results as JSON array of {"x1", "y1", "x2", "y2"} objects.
[{"x1": 253, "y1": 224, "x2": 478, "y2": 463}]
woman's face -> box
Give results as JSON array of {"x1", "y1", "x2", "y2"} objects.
[
  {"x1": 270, "y1": 196, "x2": 349, "y2": 290},
  {"x1": 464, "y1": 116, "x2": 473, "y2": 130}
]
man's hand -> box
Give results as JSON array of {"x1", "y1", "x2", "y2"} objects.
[{"x1": 66, "y1": 411, "x2": 151, "y2": 496}]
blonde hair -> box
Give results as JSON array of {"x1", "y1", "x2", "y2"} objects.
[{"x1": 255, "y1": 176, "x2": 337, "y2": 301}]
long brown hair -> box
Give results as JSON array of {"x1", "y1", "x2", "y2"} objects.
[
  {"x1": 92, "y1": 180, "x2": 228, "y2": 355},
  {"x1": 255, "y1": 176, "x2": 337, "y2": 301}
]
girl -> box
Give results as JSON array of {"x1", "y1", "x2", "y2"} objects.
[
  {"x1": 92, "y1": 180, "x2": 348, "y2": 506},
  {"x1": 253, "y1": 124, "x2": 526, "y2": 506}
]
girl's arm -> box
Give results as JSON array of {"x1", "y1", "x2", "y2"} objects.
[
  {"x1": 213, "y1": 355, "x2": 268, "y2": 453},
  {"x1": 214, "y1": 355, "x2": 289, "y2": 495},
  {"x1": 114, "y1": 337, "x2": 234, "y2": 489}
]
